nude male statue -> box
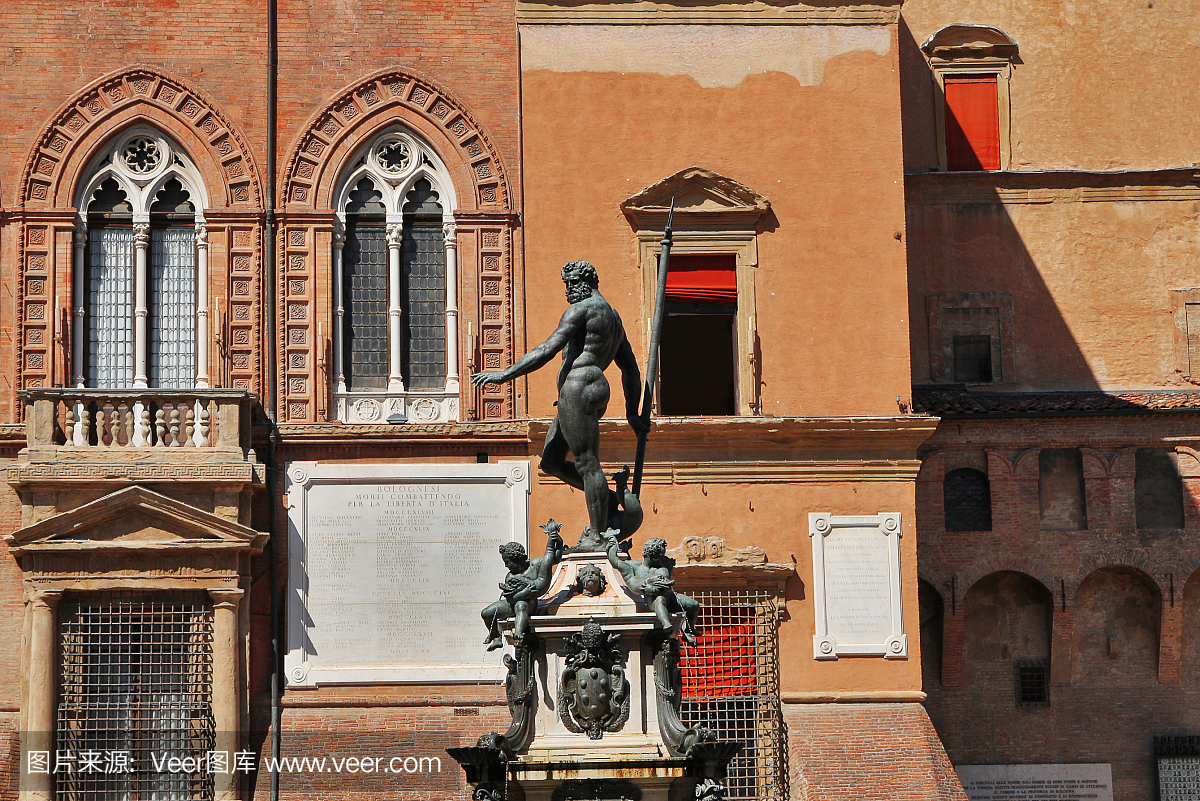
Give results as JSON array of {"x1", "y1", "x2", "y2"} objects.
[
  {"x1": 605, "y1": 532, "x2": 700, "y2": 646},
  {"x1": 472, "y1": 261, "x2": 647, "y2": 540},
  {"x1": 481, "y1": 527, "x2": 565, "y2": 651}
]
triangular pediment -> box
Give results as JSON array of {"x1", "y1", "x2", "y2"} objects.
[
  {"x1": 6, "y1": 486, "x2": 264, "y2": 551},
  {"x1": 622, "y1": 167, "x2": 770, "y2": 228}
]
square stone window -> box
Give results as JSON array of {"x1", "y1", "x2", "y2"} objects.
[{"x1": 927, "y1": 293, "x2": 1013, "y2": 385}]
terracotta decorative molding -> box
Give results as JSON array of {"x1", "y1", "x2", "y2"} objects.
[
  {"x1": 517, "y1": 1, "x2": 902, "y2": 26},
  {"x1": 20, "y1": 65, "x2": 262, "y2": 208},
  {"x1": 665, "y1": 535, "x2": 766, "y2": 565}
]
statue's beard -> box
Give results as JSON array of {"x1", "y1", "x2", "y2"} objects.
[{"x1": 565, "y1": 283, "x2": 593, "y2": 303}]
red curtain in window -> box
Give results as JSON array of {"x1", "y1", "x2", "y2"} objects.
[
  {"x1": 665, "y1": 254, "x2": 737, "y2": 304},
  {"x1": 680, "y1": 605, "x2": 756, "y2": 699},
  {"x1": 944, "y1": 74, "x2": 1000, "y2": 171}
]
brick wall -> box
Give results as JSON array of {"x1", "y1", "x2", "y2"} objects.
[
  {"x1": 918, "y1": 412, "x2": 1200, "y2": 801},
  {"x1": 786, "y1": 702, "x2": 966, "y2": 801}
]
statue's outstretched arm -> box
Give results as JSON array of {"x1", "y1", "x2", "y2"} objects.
[{"x1": 471, "y1": 305, "x2": 583, "y2": 385}]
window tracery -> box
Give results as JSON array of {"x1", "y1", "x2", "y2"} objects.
[
  {"x1": 72, "y1": 128, "x2": 210, "y2": 390},
  {"x1": 331, "y1": 128, "x2": 461, "y2": 424}
]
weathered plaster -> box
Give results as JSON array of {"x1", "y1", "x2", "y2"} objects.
[{"x1": 520, "y1": 25, "x2": 891, "y2": 88}]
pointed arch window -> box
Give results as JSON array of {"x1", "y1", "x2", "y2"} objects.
[
  {"x1": 73, "y1": 130, "x2": 209, "y2": 390},
  {"x1": 332, "y1": 130, "x2": 460, "y2": 424}
]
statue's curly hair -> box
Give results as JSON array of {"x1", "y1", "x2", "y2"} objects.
[
  {"x1": 561, "y1": 260, "x2": 599, "y2": 287},
  {"x1": 499, "y1": 541, "x2": 528, "y2": 561},
  {"x1": 643, "y1": 538, "x2": 668, "y2": 558}
]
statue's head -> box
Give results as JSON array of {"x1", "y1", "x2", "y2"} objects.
[
  {"x1": 643, "y1": 538, "x2": 668, "y2": 563},
  {"x1": 561, "y1": 261, "x2": 599, "y2": 304},
  {"x1": 574, "y1": 563, "x2": 607, "y2": 597},
  {"x1": 499, "y1": 541, "x2": 529, "y2": 568}
]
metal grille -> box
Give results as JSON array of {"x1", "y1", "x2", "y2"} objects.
[
  {"x1": 1013, "y1": 658, "x2": 1050, "y2": 706},
  {"x1": 678, "y1": 588, "x2": 785, "y2": 801},
  {"x1": 87, "y1": 227, "x2": 136, "y2": 388},
  {"x1": 344, "y1": 220, "x2": 389, "y2": 390},
  {"x1": 943, "y1": 468, "x2": 992, "y2": 532},
  {"x1": 149, "y1": 227, "x2": 197, "y2": 389},
  {"x1": 57, "y1": 592, "x2": 215, "y2": 801},
  {"x1": 401, "y1": 220, "x2": 446, "y2": 389}
]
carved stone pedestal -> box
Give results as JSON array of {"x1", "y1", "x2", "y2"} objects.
[{"x1": 450, "y1": 551, "x2": 739, "y2": 801}]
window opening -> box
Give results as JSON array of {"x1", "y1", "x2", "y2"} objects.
[
  {"x1": 944, "y1": 74, "x2": 1000, "y2": 171},
  {"x1": 57, "y1": 591, "x2": 214, "y2": 801},
  {"x1": 343, "y1": 178, "x2": 389, "y2": 392},
  {"x1": 660, "y1": 254, "x2": 737, "y2": 416},
  {"x1": 678, "y1": 587, "x2": 784, "y2": 801},
  {"x1": 401, "y1": 179, "x2": 446, "y2": 389},
  {"x1": 953, "y1": 334, "x2": 993, "y2": 383},
  {"x1": 77, "y1": 132, "x2": 203, "y2": 391},
  {"x1": 148, "y1": 179, "x2": 197, "y2": 390},
  {"x1": 944, "y1": 468, "x2": 992, "y2": 531},
  {"x1": 1013, "y1": 658, "x2": 1050, "y2": 706}
]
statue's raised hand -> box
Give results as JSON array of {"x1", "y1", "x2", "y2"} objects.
[{"x1": 472, "y1": 371, "x2": 506, "y2": 386}]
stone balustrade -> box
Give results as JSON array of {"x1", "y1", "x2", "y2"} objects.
[{"x1": 21, "y1": 389, "x2": 255, "y2": 451}]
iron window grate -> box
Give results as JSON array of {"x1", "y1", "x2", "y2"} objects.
[
  {"x1": 678, "y1": 588, "x2": 785, "y2": 801},
  {"x1": 401, "y1": 220, "x2": 447, "y2": 389},
  {"x1": 344, "y1": 220, "x2": 389, "y2": 391},
  {"x1": 1013, "y1": 658, "x2": 1050, "y2": 706},
  {"x1": 57, "y1": 591, "x2": 215, "y2": 801}
]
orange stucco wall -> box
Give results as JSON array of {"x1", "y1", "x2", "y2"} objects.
[
  {"x1": 900, "y1": 0, "x2": 1200, "y2": 173},
  {"x1": 530, "y1": 474, "x2": 923, "y2": 694},
  {"x1": 519, "y1": 24, "x2": 913, "y2": 419},
  {"x1": 518, "y1": 22, "x2": 924, "y2": 695}
]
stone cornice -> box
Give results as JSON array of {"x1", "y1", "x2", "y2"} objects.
[
  {"x1": 529, "y1": 416, "x2": 938, "y2": 464},
  {"x1": 781, "y1": 690, "x2": 927, "y2": 703},
  {"x1": 538, "y1": 459, "x2": 921, "y2": 484},
  {"x1": 517, "y1": 0, "x2": 902, "y2": 25},
  {"x1": 673, "y1": 561, "x2": 795, "y2": 588},
  {"x1": 906, "y1": 168, "x2": 1200, "y2": 206}
]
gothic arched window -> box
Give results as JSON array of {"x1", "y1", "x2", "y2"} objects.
[
  {"x1": 332, "y1": 130, "x2": 460, "y2": 424},
  {"x1": 73, "y1": 129, "x2": 209, "y2": 390}
]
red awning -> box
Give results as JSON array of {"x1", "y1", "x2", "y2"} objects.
[{"x1": 666, "y1": 254, "x2": 737, "y2": 304}]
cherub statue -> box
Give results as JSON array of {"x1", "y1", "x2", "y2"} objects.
[
  {"x1": 482, "y1": 520, "x2": 565, "y2": 651},
  {"x1": 605, "y1": 532, "x2": 700, "y2": 646}
]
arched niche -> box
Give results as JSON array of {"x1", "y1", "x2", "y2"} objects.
[
  {"x1": 963, "y1": 571, "x2": 1053, "y2": 700},
  {"x1": 1071, "y1": 566, "x2": 1161, "y2": 685},
  {"x1": 919, "y1": 578, "x2": 945, "y2": 690},
  {"x1": 1179, "y1": 568, "x2": 1200, "y2": 687}
]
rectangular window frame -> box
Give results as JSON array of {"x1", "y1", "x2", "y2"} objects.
[
  {"x1": 638, "y1": 232, "x2": 758, "y2": 416},
  {"x1": 931, "y1": 60, "x2": 1012, "y2": 172},
  {"x1": 83, "y1": 223, "x2": 198, "y2": 390},
  {"x1": 1013, "y1": 657, "x2": 1050, "y2": 706},
  {"x1": 56, "y1": 590, "x2": 215, "y2": 801},
  {"x1": 925, "y1": 292, "x2": 1014, "y2": 386},
  {"x1": 676, "y1": 585, "x2": 785, "y2": 801}
]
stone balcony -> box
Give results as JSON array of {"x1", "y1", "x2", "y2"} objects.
[{"x1": 13, "y1": 389, "x2": 264, "y2": 527}]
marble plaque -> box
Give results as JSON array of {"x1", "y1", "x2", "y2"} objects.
[
  {"x1": 285, "y1": 461, "x2": 530, "y2": 685},
  {"x1": 957, "y1": 764, "x2": 1113, "y2": 801},
  {"x1": 1159, "y1": 758, "x2": 1200, "y2": 800},
  {"x1": 809, "y1": 513, "x2": 906, "y2": 659}
]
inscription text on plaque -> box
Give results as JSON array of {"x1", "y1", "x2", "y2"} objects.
[
  {"x1": 809, "y1": 513, "x2": 906, "y2": 659},
  {"x1": 285, "y1": 461, "x2": 531, "y2": 685}
]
